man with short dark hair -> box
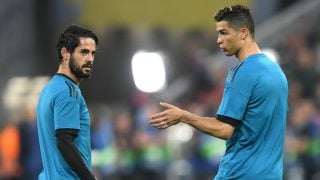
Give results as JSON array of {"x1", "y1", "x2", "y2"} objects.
[
  {"x1": 150, "y1": 5, "x2": 288, "y2": 179},
  {"x1": 37, "y1": 24, "x2": 98, "y2": 179}
]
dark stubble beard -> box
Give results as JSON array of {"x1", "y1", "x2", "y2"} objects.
[{"x1": 69, "y1": 56, "x2": 93, "y2": 79}]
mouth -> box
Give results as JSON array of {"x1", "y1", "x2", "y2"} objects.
[
  {"x1": 83, "y1": 63, "x2": 93, "y2": 69},
  {"x1": 82, "y1": 64, "x2": 93, "y2": 73},
  {"x1": 83, "y1": 67, "x2": 92, "y2": 71},
  {"x1": 220, "y1": 47, "x2": 227, "y2": 52}
]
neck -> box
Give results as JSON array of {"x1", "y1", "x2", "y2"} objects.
[
  {"x1": 236, "y1": 40, "x2": 261, "y2": 62},
  {"x1": 57, "y1": 65, "x2": 81, "y2": 85}
]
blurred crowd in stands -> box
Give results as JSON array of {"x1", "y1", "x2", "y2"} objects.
[{"x1": 1, "y1": 9, "x2": 320, "y2": 180}]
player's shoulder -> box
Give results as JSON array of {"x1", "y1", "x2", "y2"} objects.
[
  {"x1": 232, "y1": 54, "x2": 270, "y2": 83},
  {"x1": 244, "y1": 54, "x2": 278, "y2": 72},
  {"x1": 45, "y1": 74, "x2": 78, "y2": 97}
]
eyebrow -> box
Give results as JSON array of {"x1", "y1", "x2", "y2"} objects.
[
  {"x1": 80, "y1": 48, "x2": 95, "y2": 53},
  {"x1": 80, "y1": 49, "x2": 90, "y2": 52},
  {"x1": 217, "y1": 29, "x2": 227, "y2": 33}
]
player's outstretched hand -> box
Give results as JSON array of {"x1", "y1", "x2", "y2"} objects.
[{"x1": 149, "y1": 102, "x2": 182, "y2": 129}]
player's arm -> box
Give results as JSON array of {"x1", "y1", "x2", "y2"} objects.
[
  {"x1": 180, "y1": 111, "x2": 237, "y2": 140},
  {"x1": 55, "y1": 128, "x2": 96, "y2": 180},
  {"x1": 150, "y1": 102, "x2": 238, "y2": 140}
]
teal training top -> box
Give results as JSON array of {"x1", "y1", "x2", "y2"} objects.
[
  {"x1": 37, "y1": 74, "x2": 92, "y2": 180},
  {"x1": 215, "y1": 54, "x2": 288, "y2": 180}
]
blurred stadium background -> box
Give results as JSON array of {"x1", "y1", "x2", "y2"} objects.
[{"x1": 1, "y1": 0, "x2": 320, "y2": 179}]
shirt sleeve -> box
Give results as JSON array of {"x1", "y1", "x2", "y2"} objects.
[
  {"x1": 216, "y1": 114, "x2": 241, "y2": 127},
  {"x1": 217, "y1": 83, "x2": 250, "y2": 121},
  {"x1": 217, "y1": 65, "x2": 256, "y2": 121},
  {"x1": 53, "y1": 91, "x2": 80, "y2": 130}
]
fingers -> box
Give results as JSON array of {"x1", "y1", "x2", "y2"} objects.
[
  {"x1": 149, "y1": 102, "x2": 179, "y2": 130},
  {"x1": 160, "y1": 102, "x2": 176, "y2": 109},
  {"x1": 149, "y1": 113, "x2": 171, "y2": 129},
  {"x1": 150, "y1": 111, "x2": 166, "y2": 120},
  {"x1": 149, "y1": 116, "x2": 166, "y2": 125},
  {"x1": 150, "y1": 117, "x2": 169, "y2": 129}
]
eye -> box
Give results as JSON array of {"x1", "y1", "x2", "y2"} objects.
[
  {"x1": 80, "y1": 49, "x2": 90, "y2": 55},
  {"x1": 220, "y1": 31, "x2": 228, "y2": 35}
]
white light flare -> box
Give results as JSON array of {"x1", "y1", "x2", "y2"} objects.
[
  {"x1": 131, "y1": 51, "x2": 166, "y2": 93},
  {"x1": 262, "y1": 48, "x2": 279, "y2": 63}
]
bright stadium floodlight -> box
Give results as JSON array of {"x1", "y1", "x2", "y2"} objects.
[
  {"x1": 131, "y1": 51, "x2": 166, "y2": 93},
  {"x1": 262, "y1": 48, "x2": 279, "y2": 63}
]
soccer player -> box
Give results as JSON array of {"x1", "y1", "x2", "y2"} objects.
[
  {"x1": 37, "y1": 24, "x2": 98, "y2": 179},
  {"x1": 150, "y1": 4, "x2": 288, "y2": 180}
]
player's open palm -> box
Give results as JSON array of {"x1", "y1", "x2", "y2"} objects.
[{"x1": 150, "y1": 102, "x2": 182, "y2": 129}]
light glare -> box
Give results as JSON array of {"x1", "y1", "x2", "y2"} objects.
[
  {"x1": 131, "y1": 51, "x2": 166, "y2": 93},
  {"x1": 262, "y1": 48, "x2": 279, "y2": 63}
]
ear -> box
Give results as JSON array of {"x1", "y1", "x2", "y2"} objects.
[
  {"x1": 60, "y1": 47, "x2": 70, "y2": 61},
  {"x1": 239, "y1": 27, "x2": 249, "y2": 40}
]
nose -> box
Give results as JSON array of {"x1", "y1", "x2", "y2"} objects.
[
  {"x1": 217, "y1": 35, "x2": 222, "y2": 45},
  {"x1": 88, "y1": 53, "x2": 94, "y2": 62}
]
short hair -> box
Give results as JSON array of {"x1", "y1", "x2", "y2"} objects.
[
  {"x1": 214, "y1": 4, "x2": 255, "y2": 38},
  {"x1": 56, "y1": 24, "x2": 99, "y2": 63}
]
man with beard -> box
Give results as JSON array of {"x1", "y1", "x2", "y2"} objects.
[{"x1": 37, "y1": 24, "x2": 98, "y2": 180}]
